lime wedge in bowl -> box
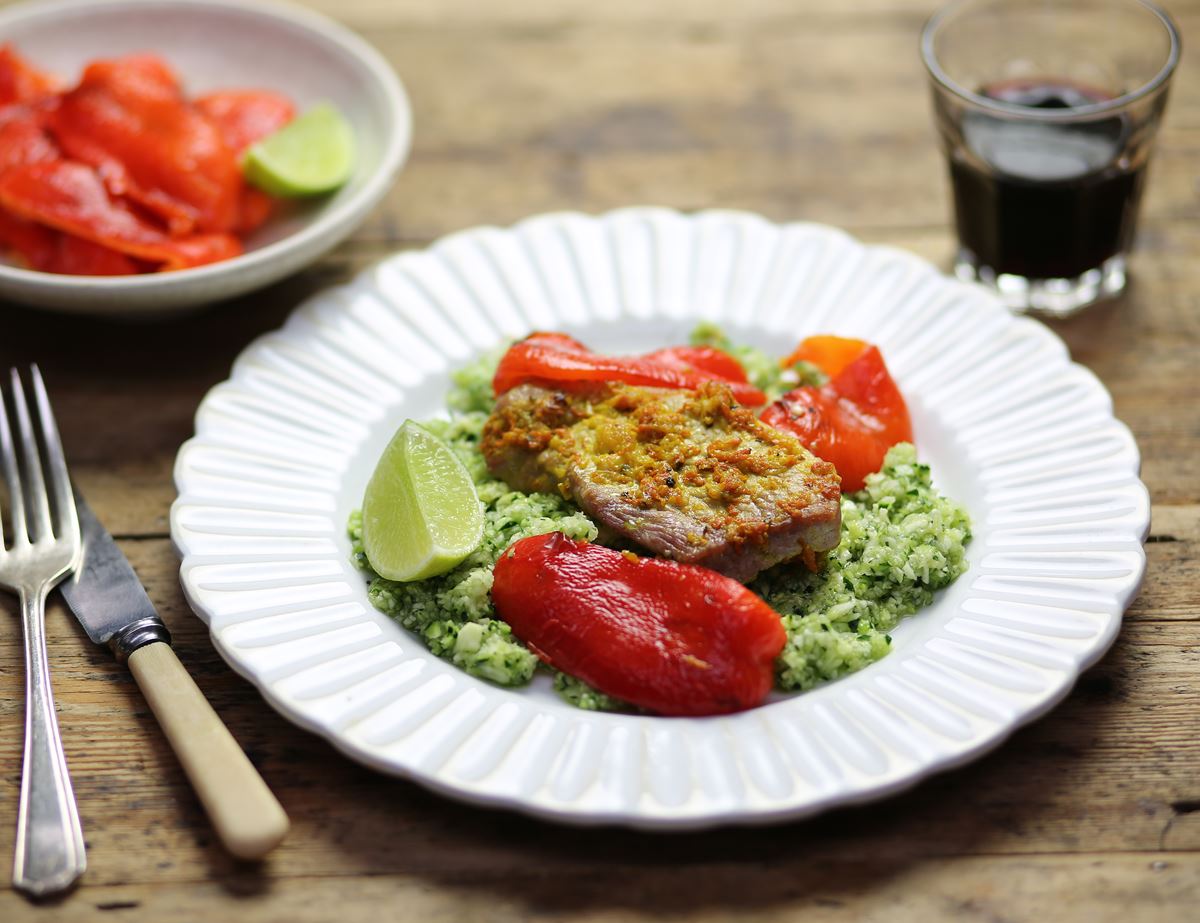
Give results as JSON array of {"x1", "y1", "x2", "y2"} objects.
[
  {"x1": 362, "y1": 421, "x2": 484, "y2": 582},
  {"x1": 244, "y1": 102, "x2": 355, "y2": 197}
]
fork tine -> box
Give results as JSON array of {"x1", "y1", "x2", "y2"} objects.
[
  {"x1": 29, "y1": 366, "x2": 77, "y2": 543},
  {"x1": 9, "y1": 368, "x2": 52, "y2": 544},
  {"x1": 0, "y1": 372, "x2": 26, "y2": 546}
]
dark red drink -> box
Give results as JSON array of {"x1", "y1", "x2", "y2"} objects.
[{"x1": 949, "y1": 79, "x2": 1147, "y2": 280}]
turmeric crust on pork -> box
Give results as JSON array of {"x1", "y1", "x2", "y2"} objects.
[{"x1": 481, "y1": 381, "x2": 841, "y2": 582}]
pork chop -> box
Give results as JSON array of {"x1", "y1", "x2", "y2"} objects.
[{"x1": 481, "y1": 381, "x2": 841, "y2": 582}]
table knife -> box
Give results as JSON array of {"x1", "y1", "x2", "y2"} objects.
[{"x1": 59, "y1": 493, "x2": 289, "y2": 861}]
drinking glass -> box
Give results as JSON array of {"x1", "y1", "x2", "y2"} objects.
[{"x1": 922, "y1": 0, "x2": 1180, "y2": 316}]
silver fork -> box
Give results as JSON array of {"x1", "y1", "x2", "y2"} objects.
[{"x1": 0, "y1": 367, "x2": 85, "y2": 896}]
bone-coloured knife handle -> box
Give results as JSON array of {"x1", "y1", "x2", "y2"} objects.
[{"x1": 126, "y1": 642, "x2": 289, "y2": 860}]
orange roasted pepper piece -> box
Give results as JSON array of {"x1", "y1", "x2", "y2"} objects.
[{"x1": 783, "y1": 335, "x2": 870, "y2": 378}]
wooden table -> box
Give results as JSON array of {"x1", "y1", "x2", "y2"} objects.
[{"x1": 1, "y1": 1, "x2": 1197, "y2": 919}]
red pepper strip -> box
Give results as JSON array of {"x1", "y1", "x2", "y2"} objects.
[
  {"x1": 38, "y1": 233, "x2": 141, "y2": 275},
  {"x1": 520, "y1": 331, "x2": 589, "y2": 352},
  {"x1": 48, "y1": 55, "x2": 241, "y2": 234},
  {"x1": 0, "y1": 207, "x2": 142, "y2": 275},
  {"x1": 194, "y1": 91, "x2": 293, "y2": 234},
  {"x1": 641, "y1": 345, "x2": 752, "y2": 383},
  {"x1": 782, "y1": 335, "x2": 869, "y2": 378},
  {"x1": 194, "y1": 90, "x2": 295, "y2": 154},
  {"x1": 761, "y1": 345, "x2": 913, "y2": 492},
  {"x1": 234, "y1": 185, "x2": 276, "y2": 235},
  {"x1": 492, "y1": 533, "x2": 787, "y2": 716},
  {"x1": 0, "y1": 161, "x2": 241, "y2": 270},
  {"x1": 493, "y1": 333, "x2": 767, "y2": 405},
  {"x1": 0, "y1": 108, "x2": 59, "y2": 179},
  {"x1": 160, "y1": 232, "x2": 243, "y2": 269},
  {"x1": 0, "y1": 45, "x2": 57, "y2": 106},
  {"x1": 0, "y1": 208, "x2": 56, "y2": 269}
]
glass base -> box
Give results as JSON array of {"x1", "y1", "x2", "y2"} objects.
[{"x1": 954, "y1": 252, "x2": 1127, "y2": 318}]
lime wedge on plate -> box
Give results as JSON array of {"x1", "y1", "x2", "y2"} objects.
[
  {"x1": 243, "y1": 102, "x2": 355, "y2": 197},
  {"x1": 362, "y1": 421, "x2": 484, "y2": 582}
]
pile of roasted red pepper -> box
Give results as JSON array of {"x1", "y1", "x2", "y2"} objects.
[
  {"x1": 489, "y1": 331, "x2": 914, "y2": 716},
  {"x1": 0, "y1": 45, "x2": 293, "y2": 275}
]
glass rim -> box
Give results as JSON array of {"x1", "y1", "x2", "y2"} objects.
[{"x1": 920, "y1": 0, "x2": 1181, "y2": 121}]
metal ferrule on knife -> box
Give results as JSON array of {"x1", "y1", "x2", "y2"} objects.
[{"x1": 109, "y1": 617, "x2": 172, "y2": 662}]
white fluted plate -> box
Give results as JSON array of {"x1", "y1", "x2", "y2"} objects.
[{"x1": 172, "y1": 208, "x2": 1149, "y2": 828}]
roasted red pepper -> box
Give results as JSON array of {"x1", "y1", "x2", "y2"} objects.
[
  {"x1": 493, "y1": 333, "x2": 767, "y2": 405},
  {"x1": 49, "y1": 55, "x2": 241, "y2": 235},
  {"x1": 195, "y1": 90, "x2": 295, "y2": 154},
  {"x1": 641, "y1": 345, "x2": 754, "y2": 383},
  {"x1": 0, "y1": 108, "x2": 59, "y2": 177},
  {"x1": 761, "y1": 343, "x2": 913, "y2": 492},
  {"x1": 39, "y1": 234, "x2": 141, "y2": 275},
  {"x1": 0, "y1": 47, "x2": 299, "y2": 276},
  {"x1": 0, "y1": 206, "x2": 143, "y2": 274},
  {"x1": 0, "y1": 208, "x2": 55, "y2": 269},
  {"x1": 194, "y1": 90, "x2": 294, "y2": 235},
  {"x1": 233, "y1": 186, "x2": 276, "y2": 235},
  {"x1": 0, "y1": 45, "x2": 57, "y2": 106},
  {"x1": 492, "y1": 532, "x2": 786, "y2": 716},
  {"x1": 0, "y1": 161, "x2": 241, "y2": 270}
]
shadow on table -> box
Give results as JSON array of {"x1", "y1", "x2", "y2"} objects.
[
  {"x1": 1038, "y1": 280, "x2": 1138, "y2": 369},
  {"x1": 0, "y1": 263, "x2": 344, "y2": 377}
]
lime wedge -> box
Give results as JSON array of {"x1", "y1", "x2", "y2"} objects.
[
  {"x1": 361, "y1": 421, "x2": 484, "y2": 582},
  {"x1": 243, "y1": 102, "x2": 355, "y2": 197}
]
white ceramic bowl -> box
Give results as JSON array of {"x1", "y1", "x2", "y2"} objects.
[{"x1": 0, "y1": 0, "x2": 411, "y2": 316}]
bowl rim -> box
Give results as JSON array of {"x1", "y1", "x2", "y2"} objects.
[{"x1": 0, "y1": 0, "x2": 411, "y2": 291}]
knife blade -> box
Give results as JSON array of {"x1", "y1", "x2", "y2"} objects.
[
  {"x1": 61, "y1": 494, "x2": 169, "y2": 655},
  {"x1": 59, "y1": 492, "x2": 289, "y2": 860}
]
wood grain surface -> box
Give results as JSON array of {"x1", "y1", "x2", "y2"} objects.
[{"x1": 1, "y1": 1, "x2": 1197, "y2": 920}]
